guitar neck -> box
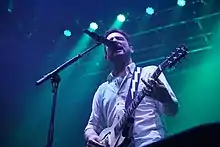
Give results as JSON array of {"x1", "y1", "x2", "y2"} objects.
[{"x1": 114, "y1": 63, "x2": 167, "y2": 132}]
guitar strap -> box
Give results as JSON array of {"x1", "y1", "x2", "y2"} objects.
[
  {"x1": 125, "y1": 66, "x2": 143, "y2": 109},
  {"x1": 122, "y1": 66, "x2": 142, "y2": 144}
]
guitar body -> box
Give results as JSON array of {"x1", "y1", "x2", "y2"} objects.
[
  {"x1": 99, "y1": 127, "x2": 125, "y2": 147},
  {"x1": 99, "y1": 112, "x2": 132, "y2": 147},
  {"x1": 99, "y1": 126, "x2": 130, "y2": 147}
]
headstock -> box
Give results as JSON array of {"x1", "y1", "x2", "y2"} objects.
[{"x1": 165, "y1": 44, "x2": 188, "y2": 68}]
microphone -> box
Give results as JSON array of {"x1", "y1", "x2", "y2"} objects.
[{"x1": 84, "y1": 30, "x2": 119, "y2": 50}]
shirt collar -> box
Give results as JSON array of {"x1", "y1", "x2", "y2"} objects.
[{"x1": 107, "y1": 62, "x2": 136, "y2": 82}]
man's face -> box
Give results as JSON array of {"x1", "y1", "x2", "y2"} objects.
[{"x1": 105, "y1": 32, "x2": 133, "y2": 61}]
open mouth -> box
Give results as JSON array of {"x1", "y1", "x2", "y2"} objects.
[
  {"x1": 114, "y1": 49, "x2": 124, "y2": 55},
  {"x1": 116, "y1": 49, "x2": 124, "y2": 52},
  {"x1": 115, "y1": 45, "x2": 124, "y2": 52},
  {"x1": 111, "y1": 44, "x2": 125, "y2": 55}
]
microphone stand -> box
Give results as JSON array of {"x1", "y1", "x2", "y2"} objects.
[{"x1": 36, "y1": 42, "x2": 102, "y2": 147}]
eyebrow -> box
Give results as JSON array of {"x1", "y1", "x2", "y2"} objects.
[{"x1": 109, "y1": 36, "x2": 125, "y2": 40}]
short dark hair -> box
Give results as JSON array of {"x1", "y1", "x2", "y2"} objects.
[{"x1": 104, "y1": 29, "x2": 130, "y2": 42}]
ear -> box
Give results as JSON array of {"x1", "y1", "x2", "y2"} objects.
[
  {"x1": 130, "y1": 46, "x2": 134, "y2": 53},
  {"x1": 105, "y1": 54, "x2": 110, "y2": 61},
  {"x1": 104, "y1": 47, "x2": 110, "y2": 60}
]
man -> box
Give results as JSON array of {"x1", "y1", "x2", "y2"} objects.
[{"x1": 84, "y1": 29, "x2": 179, "y2": 147}]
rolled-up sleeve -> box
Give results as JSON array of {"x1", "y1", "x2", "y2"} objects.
[
  {"x1": 84, "y1": 85, "x2": 105, "y2": 135},
  {"x1": 157, "y1": 70, "x2": 179, "y2": 116},
  {"x1": 147, "y1": 66, "x2": 179, "y2": 116}
]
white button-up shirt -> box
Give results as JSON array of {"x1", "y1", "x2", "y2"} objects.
[{"x1": 85, "y1": 62, "x2": 178, "y2": 147}]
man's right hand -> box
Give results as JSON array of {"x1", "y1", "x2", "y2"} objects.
[{"x1": 87, "y1": 135, "x2": 105, "y2": 147}]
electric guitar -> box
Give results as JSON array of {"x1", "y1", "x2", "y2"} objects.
[{"x1": 91, "y1": 44, "x2": 188, "y2": 147}]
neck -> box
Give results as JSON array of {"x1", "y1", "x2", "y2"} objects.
[{"x1": 112, "y1": 58, "x2": 132, "y2": 76}]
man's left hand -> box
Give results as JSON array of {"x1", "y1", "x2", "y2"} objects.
[{"x1": 141, "y1": 77, "x2": 172, "y2": 103}]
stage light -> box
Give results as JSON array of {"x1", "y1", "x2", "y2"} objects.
[
  {"x1": 64, "y1": 30, "x2": 71, "y2": 37},
  {"x1": 89, "y1": 22, "x2": 98, "y2": 30},
  {"x1": 117, "y1": 14, "x2": 126, "y2": 22},
  {"x1": 177, "y1": 0, "x2": 186, "y2": 7},
  {"x1": 146, "y1": 7, "x2": 154, "y2": 15},
  {"x1": 8, "y1": 8, "x2": 12, "y2": 13}
]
